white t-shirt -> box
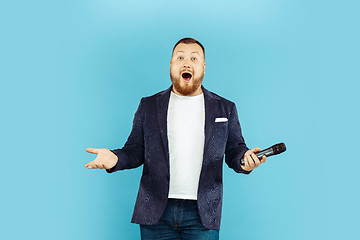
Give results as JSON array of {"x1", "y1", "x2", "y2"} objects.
[{"x1": 167, "y1": 91, "x2": 205, "y2": 200}]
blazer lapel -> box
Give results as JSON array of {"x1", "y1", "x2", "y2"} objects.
[
  {"x1": 202, "y1": 86, "x2": 219, "y2": 151},
  {"x1": 156, "y1": 86, "x2": 172, "y2": 161}
]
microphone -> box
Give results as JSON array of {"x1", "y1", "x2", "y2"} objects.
[{"x1": 240, "y1": 142, "x2": 286, "y2": 165}]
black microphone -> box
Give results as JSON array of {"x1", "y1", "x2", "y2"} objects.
[{"x1": 240, "y1": 142, "x2": 286, "y2": 165}]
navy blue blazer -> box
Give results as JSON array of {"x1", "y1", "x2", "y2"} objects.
[{"x1": 106, "y1": 85, "x2": 252, "y2": 230}]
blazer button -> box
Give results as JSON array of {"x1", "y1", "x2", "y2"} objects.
[{"x1": 166, "y1": 176, "x2": 170, "y2": 181}]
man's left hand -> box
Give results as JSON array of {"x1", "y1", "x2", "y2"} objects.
[{"x1": 241, "y1": 147, "x2": 267, "y2": 172}]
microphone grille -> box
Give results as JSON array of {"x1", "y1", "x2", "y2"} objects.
[{"x1": 273, "y1": 143, "x2": 286, "y2": 154}]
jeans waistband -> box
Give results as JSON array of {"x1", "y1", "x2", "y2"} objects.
[{"x1": 168, "y1": 198, "x2": 197, "y2": 205}]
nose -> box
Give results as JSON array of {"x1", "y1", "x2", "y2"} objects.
[{"x1": 183, "y1": 60, "x2": 191, "y2": 69}]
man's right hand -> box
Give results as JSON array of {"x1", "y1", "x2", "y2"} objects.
[{"x1": 85, "y1": 148, "x2": 118, "y2": 169}]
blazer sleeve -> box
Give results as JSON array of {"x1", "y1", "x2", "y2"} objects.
[
  {"x1": 106, "y1": 98, "x2": 145, "y2": 173},
  {"x1": 224, "y1": 102, "x2": 252, "y2": 174}
]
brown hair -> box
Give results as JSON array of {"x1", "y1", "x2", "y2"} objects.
[{"x1": 172, "y1": 37, "x2": 205, "y2": 58}]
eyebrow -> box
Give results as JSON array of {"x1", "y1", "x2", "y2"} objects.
[{"x1": 175, "y1": 51, "x2": 200, "y2": 55}]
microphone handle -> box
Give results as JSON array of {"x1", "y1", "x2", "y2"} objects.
[{"x1": 240, "y1": 146, "x2": 275, "y2": 165}]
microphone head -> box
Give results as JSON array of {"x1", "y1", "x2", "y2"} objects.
[{"x1": 272, "y1": 143, "x2": 286, "y2": 154}]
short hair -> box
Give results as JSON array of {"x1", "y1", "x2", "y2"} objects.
[{"x1": 172, "y1": 37, "x2": 205, "y2": 58}]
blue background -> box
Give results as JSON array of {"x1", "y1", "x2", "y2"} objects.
[{"x1": 1, "y1": 0, "x2": 359, "y2": 239}]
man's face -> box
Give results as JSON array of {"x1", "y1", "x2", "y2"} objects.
[{"x1": 170, "y1": 43, "x2": 206, "y2": 96}]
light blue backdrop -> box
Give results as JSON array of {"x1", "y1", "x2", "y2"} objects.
[{"x1": 1, "y1": 0, "x2": 359, "y2": 239}]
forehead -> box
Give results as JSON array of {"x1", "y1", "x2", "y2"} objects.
[{"x1": 173, "y1": 43, "x2": 204, "y2": 57}]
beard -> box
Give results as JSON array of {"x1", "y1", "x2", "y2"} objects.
[{"x1": 170, "y1": 71, "x2": 204, "y2": 96}]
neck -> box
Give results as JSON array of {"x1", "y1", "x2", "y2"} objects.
[{"x1": 171, "y1": 85, "x2": 203, "y2": 96}]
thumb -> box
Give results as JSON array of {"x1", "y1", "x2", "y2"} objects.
[{"x1": 86, "y1": 148, "x2": 99, "y2": 154}]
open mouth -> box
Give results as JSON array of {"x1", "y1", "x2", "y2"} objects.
[{"x1": 182, "y1": 72, "x2": 192, "y2": 82}]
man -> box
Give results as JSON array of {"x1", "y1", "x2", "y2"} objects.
[{"x1": 85, "y1": 38, "x2": 266, "y2": 240}]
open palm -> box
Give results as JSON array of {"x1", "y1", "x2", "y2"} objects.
[{"x1": 84, "y1": 148, "x2": 118, "y2": 169}]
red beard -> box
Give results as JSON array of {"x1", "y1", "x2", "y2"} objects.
[{"x1": 170, "y1": 72, "x2": 204, "y2": 96}]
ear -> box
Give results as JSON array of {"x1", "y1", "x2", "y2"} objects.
[{"x1": 203, "y1": 62, "x2": 206, "y2": 73}]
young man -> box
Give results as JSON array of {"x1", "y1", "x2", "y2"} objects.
[{"x1": 85, "y1": 38, "x2": 266, "y2": 240}]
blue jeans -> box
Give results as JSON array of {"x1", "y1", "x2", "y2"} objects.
[{"x1": 140, "y1": 198, "x2": 219, "y2": 240}]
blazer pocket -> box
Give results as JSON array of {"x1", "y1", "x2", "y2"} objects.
[{"x1": 213, "y1": 121, "x2": 228, "y2": 144}]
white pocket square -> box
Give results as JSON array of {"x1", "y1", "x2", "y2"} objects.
[{"x1": 215, "y1": 117, "x2": 228, "y2": 122}]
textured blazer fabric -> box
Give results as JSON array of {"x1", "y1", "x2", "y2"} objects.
[{"x1": 106, "y1": 85, "x2": 251, "y2": 230}]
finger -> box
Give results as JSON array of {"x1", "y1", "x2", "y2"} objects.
[
  {"x1": 96, "y1": 163, "x2": 104, "y2": 169},
  {"x1": 251, "y1": 147, "x2": 261, "y2": 153},
  {"x1": 87, "y1": 164, "x2": 94, "y2": 169},
  {"x1": 85, "y1": 161, "x2": 94, "y2": 168},
  {"x1": 95, "y1": 162, "x2": 106, "y2": 169},
  {"x1": 247, "y1": 155, "x2": 255, "y2": 170},
  {"x1": 86, "y1": 148, "x2": 99, "y2": 154},
  {"x1": 251, "y1": 153, "x2": 261, "y2": 167},
  {"x1": 243, "y1": 152, "x2": 249, "y2": 167},
  {"x1": 245, "y1": 151, "x2": 255, "y2": 168},
  {"x1": 261, "y1": 155, "x2": 267, "y2": 163},
  {"x1": 249, "y1": 154, "x2": 256, "y2": 168},
  {"x1": 86, "y1": 162, "x2": 98, "y2": 169},
  {"x1": 242, "y1": 156, "x2": 250, "y2": 171}
]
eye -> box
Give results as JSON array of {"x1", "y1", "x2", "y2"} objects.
[
  {"x1": 191, "y1": 57, "x2": 197, "y2": 61},
  {"x1": 177, "y1": 56, "x2": 184, "y2": 60}
]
